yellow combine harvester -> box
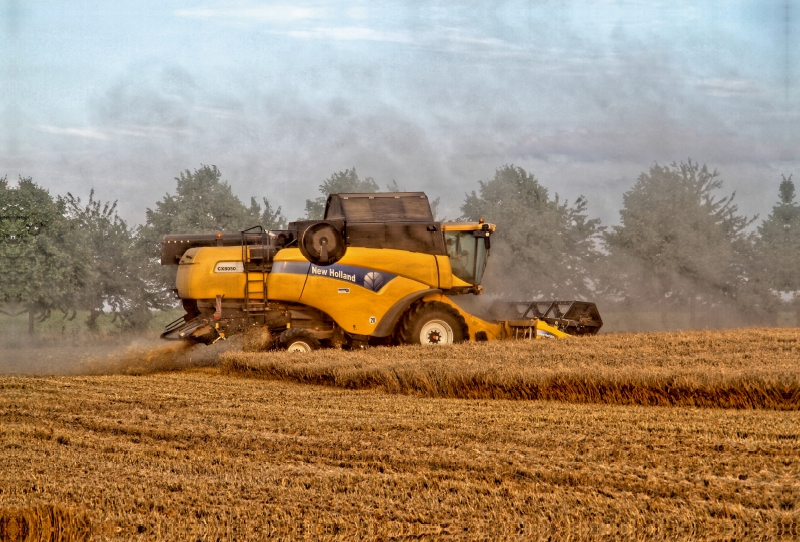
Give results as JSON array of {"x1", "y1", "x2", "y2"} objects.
[{"x1": 161, "y1": 192, "x2": 601, "y2": 351}]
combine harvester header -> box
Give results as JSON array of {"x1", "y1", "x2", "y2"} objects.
[{"x1": 161, "y1": 192, "x2": 602, "y2": 351}]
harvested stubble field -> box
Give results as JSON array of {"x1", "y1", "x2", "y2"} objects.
[{"x1": 0, "y1": 329, "x2": 798, "y2": 541}]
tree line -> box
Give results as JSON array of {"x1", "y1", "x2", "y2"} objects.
[
  {"x1": 0, "y1": 161, "x2": 797, "y2": 334},
  {"x1": 463, "y1": 162, "x2": 799, "y2": 329}
]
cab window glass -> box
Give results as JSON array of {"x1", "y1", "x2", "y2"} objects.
[
  {"x1": 474, "y1": 238, "x2": 487, "y2": 284},
  {"x1": 445, "y1": 232, "x2": 477, "y2": 283}
]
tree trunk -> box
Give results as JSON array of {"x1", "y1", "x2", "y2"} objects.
[
  {"x1": 88, "y1": 307, "x2": 99, "y2": 331},
  {"x1": 28, "y1": 304, "x2": 35, "y2": 335}
]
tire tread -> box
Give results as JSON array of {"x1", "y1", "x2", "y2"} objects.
[{"x1": 395, "y1": 301, "x2": 469, "y2": 345}]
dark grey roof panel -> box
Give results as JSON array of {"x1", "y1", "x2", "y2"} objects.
[{"x1": 325, "y1": 192, "x2": 433, "y2": 223}]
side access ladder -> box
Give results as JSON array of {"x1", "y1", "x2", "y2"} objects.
[{"x1": 241, "y1": 226, "x2": 271, "y2": 326}]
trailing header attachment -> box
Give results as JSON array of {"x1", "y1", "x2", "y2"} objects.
[{"x1": 486, "y1": 300, "x2": 603, "y2": 337}]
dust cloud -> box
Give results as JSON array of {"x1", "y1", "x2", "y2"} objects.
[
  {"x1": 3, "y1": 5, "x2": 797, "y2": 224},
  {"x1": 1, "y1": 4, "x2": 797, "y2": 341},
  {"x1": 0, "y1": 335, "x2": 239, "y2": 377}
]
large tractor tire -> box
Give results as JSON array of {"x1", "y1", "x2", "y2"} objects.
[
  {"x1": 278, "y1": 329, "x2": 322, "y2": 353},
  {"x1": 396, "y1": 301, "x2": 469, "y2": 346}
]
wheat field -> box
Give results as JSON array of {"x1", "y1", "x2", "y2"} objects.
[
  {"x1": 224, "y1": 328, "x2": 800, "y2": 409},
  {"x1": 1, "y1": 329, "x2": 799, "y2": 540}
]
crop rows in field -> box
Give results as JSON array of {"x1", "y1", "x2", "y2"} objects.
[
  {"x1": 223, "y1": 328, "x2": 800, "y2": 409},
  {"x1": 1, "y1": 370, "x2": 798, "y2": 540},
  {"x1": 1, "y1": 328, "x2": 798, "y2": 540}
]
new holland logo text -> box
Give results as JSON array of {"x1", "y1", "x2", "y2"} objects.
[
  {"x1": 308, "y1": 264, "x2": 397, "y2": 292},
  {"x1": 311, "y1": 266, "x2": 356, "y2": 282}
]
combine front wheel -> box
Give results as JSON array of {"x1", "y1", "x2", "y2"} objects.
[
  {"x1": 397, "y1": 302, "x2": 468, "y2": 346},
  {"x1": 278, "y1": 329, "x2": 321, "y2": 352}
]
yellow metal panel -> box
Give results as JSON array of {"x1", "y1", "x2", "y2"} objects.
[
  {"x1": 336, "y1": 247, "x2": 439, "y2": 288},
  {"x1": 277, "y1": 247, "x2": 439, "y2": 331},
  {"x1": 176, "y1": 247, "x2": 249, "y2": 300},
  {"x1": 299, "y1": 274, "x2": 429, "y2": 335},
  {"x1": 462, "y1": 314, "x2": 505, "y2": 341},
  {"x1": 274, "y1": 248, "x2": 308, "y2": 262},
  {"x1": 441, "y1": 222, "x2": 496, "y2": 232},
  {"x1": 266, "y1": 271, "x2": 308, "y2": 302},
  {"x1": 420, "y1": 293, "x2": 569, "y2": 340},
  {"x1": 268, "y1": 247, "x2": 311, "y2": 302},
  {"x1": 450, "y1": 275, "x2": 473, "y2": 288},
  {"x1": 534, "y1": 320, "x2": 568, "y2": 338},
  {"x1": 435, "y1": 255, "x2": 452, "y2": 290},
  {"x1": 175, "y1": 246, "x2": 310, "y2": 303}
]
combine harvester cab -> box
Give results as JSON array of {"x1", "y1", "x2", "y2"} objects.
[{"x1": 160, "y1": 192, "x2": 602, "y2": 350}]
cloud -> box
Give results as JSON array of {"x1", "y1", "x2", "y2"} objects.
[
  {"x1": 38, "y1": 124, "x2": 193, "y2": 141},
  {"x1": 174, "y1": 5, "x2": 324, "y2": 23},
  {"x1": 508, "y1": 126, "x2": 780, "y2": 165},
  {"x1": 193, "y1": 106, "x2": 245, "y2": 120},
  {"x1": 693, "y1": 78, "x2": 763, "y2": 99},
  {"x1": 112, "y1": 125, "x2": 194, "y2": 138},
  {"x1": 270, "y1": 24, "x2": 521, "y2": 55},
  {"x1": 276, "y1": 26, "x2": 413, "y2": 43},
  {"x1": 38, "y1": 126, "x2": 108, "y2": 140},
  {"x1": 422, "y1": 27, "x2": 530, "y2": 52},
  {"x1": 9, "y1": 4, "x2": 800, "y2": 231}
]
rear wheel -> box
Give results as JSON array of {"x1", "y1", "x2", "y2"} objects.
[
  {"x1": 396, "y1": 301, "x2": 468, "y2": 346},
  {"x1": 278, "y1": 329, "x2": 321, "y2": 352}
]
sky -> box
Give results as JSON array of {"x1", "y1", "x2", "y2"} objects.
[{"x1": 1, "y1": 0, "x2": 798, "y2": 225}]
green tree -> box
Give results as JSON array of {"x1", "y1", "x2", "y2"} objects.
[
  {"x1": 138, "y1": 165, "x2": 286, "y2": 295},
  {"x1": 756, "y1": 175, "x2": 800, "y2": 316},
  {"x1": 0, "y1": 177, "x2": 86, "y2": 333},
  {"x1": 66, "y1": 190, "x2": 165, "y2": 330},
  {"x1": 140, "y1": 165, "x2": 279, "y2": 240},
  {"x1": 248, "y1": 196, "x2": 287, "y2": 230},
  {"x1": 603, "y1": 160, "x2": 767, "y2": 328},
  {"x1": 460, "y1": 164, "x2": 601, "y2": 299},
  {"x1": 304, "y1": 168, "x2": 379, "y2": 219}
]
